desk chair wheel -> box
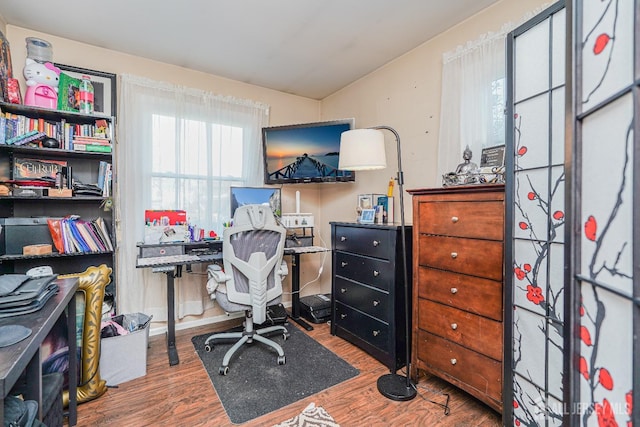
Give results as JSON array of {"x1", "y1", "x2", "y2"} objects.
[
  {"x1": 205, "y1": 344, "x2": 213, "y2": 352},
  {"x1": 219, "y1": 366, "x2": 229, "y2": 375},
  {"x1": 283, "y1": 332, "x2": 290, "y2": 340},
  {"x1": 277, "y1": 355, "x2": 286, "y2": 365}
]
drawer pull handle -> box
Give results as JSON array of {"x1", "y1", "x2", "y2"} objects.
[
  {"x1": 451, "y1": 323, "x2": 458, "y2": 330},
  {"x1": 450, "y1": 358, "x2": 457, "y2": 365},
  {"x1": 451, "y1": 216, "x2": 459, "y2": 223},
  {"x1": 451, "y1": 252, "x2": 458, "y2": 259},
  {"x1": 372, "y1": 240, "x2": 380, "y2": 247},
  {"x1": 373, "y1": 300, "x2": 380, "y2": 306},
  {"x1": 372, "y1": 330, "x2": 380, "y2": 337},
  {"x1": 373, "y1": 270, "x2": 379, "y2": 277},
  {"x1": 450, "y1": 287, "x2": 458, "y2": 294},
  {"x1": 340, "y1": 288, "x2": 347, "y2": 293},
  {"x1": 341, "y1": 261, "x2": 348, "y2": 267},
  {"x1": 340, "y1": 236, "x2": 347, "y2": 242},
  {"x1": 341, "y1": 314, "x2": 347, "y2": 319}
]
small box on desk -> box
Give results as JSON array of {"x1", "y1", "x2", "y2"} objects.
[{"x1": 100, "y1": 313, "x2": 151, "y2": 386}]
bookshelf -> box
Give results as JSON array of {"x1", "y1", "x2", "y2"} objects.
[{"x1": 0, "y1": 101, "x2": 116, "y2": 306}]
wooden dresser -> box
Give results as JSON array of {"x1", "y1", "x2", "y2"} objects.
[
  {"x1": 330, "y1": 222, "x2": 412, "y2": 372},
  {"x1": 407, "y1": 185, "x2": 504, "y2": 412}
]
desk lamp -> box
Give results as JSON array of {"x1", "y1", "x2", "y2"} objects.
[{"x1": 339, "y1": 126, "x2": 417, "y2": 401}]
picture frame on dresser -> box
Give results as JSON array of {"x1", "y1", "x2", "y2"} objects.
[
  {"x1": 358, "y1": 208, "x2": 375, "y2": 224},
  {"x1": 55, "y1": 64, "x2": 117, "y2": 116}
]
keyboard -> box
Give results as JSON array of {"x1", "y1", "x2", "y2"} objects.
[{"x1": 136, "y1": 254, "x2": 200, "y2": 267}]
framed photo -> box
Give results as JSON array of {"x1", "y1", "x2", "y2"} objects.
[
  {"x1": 480, "y1": 145, "x2": 506, "y2": 168},
  {"x1": 358, "y1": 194, "x2": 374, "y2": 210},
  {"x1": 359, "y1": 208, "x2": 376, "y2": 224},
  {"x1": 55, "y1": 63, "x2": 117, "y2": 117}
]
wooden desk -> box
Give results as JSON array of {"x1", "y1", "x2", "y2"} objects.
[{"x1": 0, "y1": 278, "x2": 79, "y2": 426}]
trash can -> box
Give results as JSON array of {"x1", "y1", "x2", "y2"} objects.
[{"x1": 99, "y1": 313, "x2": 152, "y2": 386}]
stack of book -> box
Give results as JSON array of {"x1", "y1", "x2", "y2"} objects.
[
  {"x1": 72, "y1": 135, "x2": 112, "y2": 153},
  {"x1": 50, "y1": 216, "x2": 114, "y2": 254}
]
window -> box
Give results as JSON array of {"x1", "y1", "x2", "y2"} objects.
[{"x1": 150, "y1": 115, "x2": 247, "y2": 233}]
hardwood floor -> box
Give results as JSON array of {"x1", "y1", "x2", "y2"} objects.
[{"x1": 74, "y1": 319, "x2": 502, "y2": 426}]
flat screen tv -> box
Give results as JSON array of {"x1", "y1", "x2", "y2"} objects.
[
  {"x1": 230, "y1": 186, "x2": 282, "y2": 219},
  {"x1": 262, "y1": 119, "x2": 356, "y2": 185}
]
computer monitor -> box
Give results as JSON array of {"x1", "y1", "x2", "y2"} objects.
[{"x1": 230, "y1": 187, "x2": 282, "y2": 219}]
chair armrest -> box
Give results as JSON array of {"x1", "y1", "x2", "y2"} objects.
[
  {"x1": 206, "y1": 264, "x2": 229, "y2": 298},
  {"x1": 277, "y1": 260, "x2": 288, "y2": 279}
]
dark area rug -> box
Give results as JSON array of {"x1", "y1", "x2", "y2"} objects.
[{"x1": 191, "y1": 323, "x2": 358, "y2": 425}]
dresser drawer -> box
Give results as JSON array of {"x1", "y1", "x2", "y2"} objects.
[
  {"x1": 416, "y1": 330, "x2": 502, "y2": 403},
  {"x1": 333, "y1": 226, "x2": 392, "y2": 259},
  {"x1": 418, "y1": 235, "x2": 503, "y2": 281},
  {"x1": 334, "y1": 302, "x2": 391, "y2": 352},
  {"x1": 334, "y1": 251, "x2": 393, "y2": 291},
  {"x1": 417, "y1": 266, "x2": 502, "y2": 321},
  {"x1": 417, "y1": 299, "x2": 502, "y2": 360},
  {"x1": 334, "y1": 277, "x2": 390, "y2": 322},
  {"x1": 417, "y1": 200, "x2": 503, "y2": 240}
]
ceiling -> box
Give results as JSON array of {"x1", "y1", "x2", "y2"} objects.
[{"x1": 0, "y1": 0, "x2": 499, "y2": 100}]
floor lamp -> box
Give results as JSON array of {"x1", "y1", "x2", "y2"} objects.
[{"x1": 339, "y1": 126, "x2": 417, "y2": 401}]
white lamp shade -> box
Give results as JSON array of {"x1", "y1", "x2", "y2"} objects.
[{"x1": 339, "y1": 129, "x2": 387, "y2": 171}]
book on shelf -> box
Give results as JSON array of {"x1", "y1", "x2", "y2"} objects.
[
  {"x1": 7, "y1": 130, "x2": 47, "y2": 146},
  {"x1": 72, "y1": 135, "x2": 111, "y2": 145},
  {"x1": 13, "y1": 157, "x2": 67, "y2": 180},
  {"x1": 52, "y1": 216, "x2": 114, "y2": 254},
  {"x1": 73, "y1": 143, "x2": 112, "y2": 153}
]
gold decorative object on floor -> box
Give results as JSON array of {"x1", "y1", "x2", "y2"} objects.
[{"x1": 59, "y1": 264, "x2": 112, "y2": 406}]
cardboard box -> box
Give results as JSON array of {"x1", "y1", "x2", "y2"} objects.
[
  {"x1": 99, "y1": 313, "x2": 151, "y2": 386},
  {"x1": 46, "y1": 188, "x2": 73, "y2": 197},
  {"x1": 23, "y1": 243, "x2": 52, "y2": 255}
]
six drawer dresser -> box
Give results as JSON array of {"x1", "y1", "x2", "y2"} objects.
[{"x1": 407, "y1": 185, "x2": 505, "y2": 412}]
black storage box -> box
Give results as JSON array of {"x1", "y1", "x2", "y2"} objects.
[{"x1": 0, "y1": 217, "x2": 57, "y2": 255}]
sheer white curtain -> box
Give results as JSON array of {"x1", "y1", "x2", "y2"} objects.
[
  {"x1": 115, "y1": 74, "x2": 269, "y2": 319},
  {"x1": 437, "y1": 27, "x2": 509, "y2": 179}
]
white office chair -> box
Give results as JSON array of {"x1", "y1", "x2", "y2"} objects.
[{"x1": 205, "y1": 204, "x2": 289, "y2": 375}]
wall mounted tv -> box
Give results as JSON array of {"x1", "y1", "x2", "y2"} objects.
[{"x1": 262, "y1": 119, "x2": 356, "y2": 185}]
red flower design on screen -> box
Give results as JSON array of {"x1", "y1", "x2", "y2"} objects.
[
  {"x1": 526, "y1": 285, "x2": 544, "y2": 304},
  {"x1": 594, "y1": 399, "x2": 618, "y2": 427},
  {"x1": 580, "y1": 356, "x2": 589, "y2": 380},
  {"x1": 594, "y1": 33, "x2": 612, "y2": 54},
  {"x1": 581, "y1": 325, "x2": 593, "y2": 346},
  {"x1": 598, "y1": 368, "x2": 614, "y2": 390},
  {"x1": 514, "y1": 266, "x2": 526, "y2": 280},
  {"x1": 585, "y1": 215, "x2": 598, "y2": 241}
]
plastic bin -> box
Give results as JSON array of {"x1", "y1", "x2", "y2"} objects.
[{"x1": 99, "y1": 313, "x2": 151, "y2": 386}]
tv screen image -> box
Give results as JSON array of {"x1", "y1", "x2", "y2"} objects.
[
  {"x1": 262, "y1": 119, "x2": 355, "y2": 185},
  {"x1": 230, "y1": 187, "x2": 282, "y2": 219}
]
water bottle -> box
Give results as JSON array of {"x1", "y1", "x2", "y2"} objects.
[{"x1": 79, "y1": 75, "x2": 94, "y2": 114}]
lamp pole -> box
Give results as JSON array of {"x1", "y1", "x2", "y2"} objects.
[{"x1": 371, "y1": 126, "x2": 417, "y2": 401}]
